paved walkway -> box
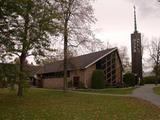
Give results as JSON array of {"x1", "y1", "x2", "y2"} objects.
[
  {"x1": 132, "y1": 84, "x2": 160, "y2": 107},
  {"x1": 71, "y1": 91, "x2": 130, "y2": 97}
]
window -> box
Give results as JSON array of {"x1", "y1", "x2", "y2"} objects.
[
  {"x1": 43, "y1": 71, "x2": 70, "y2": 79},
  {"x1": 73, "y1": 76, "x2": 80, "y2": 88},
  {"x1": 96, "y1": 57, "x2": 106, "y2": 69}
]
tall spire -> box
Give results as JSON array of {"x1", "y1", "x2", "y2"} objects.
[{"x1": 134, "y1": 6, "x2": 137, "y2": 32}]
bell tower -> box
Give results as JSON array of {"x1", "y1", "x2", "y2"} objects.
[{"x1": 131, "y1": 6, "x2": 142, "y2": 80}]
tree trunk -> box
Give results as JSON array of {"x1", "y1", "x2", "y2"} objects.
[
  {"x1": 154, "y1": 62, "x2": 159, "y2": 85},
  {"x1": 17, "y1": 11, "x2": 29, "y2": 96},
  {"x1": 155, "y1": 62, "x2": 159, "y2": 78},
  {"x1": 63, "y1": 19, "x2": 68, "y2": 92},
  {"x1": 17, "y1": 80, "x2": 23, "y2": 96},
  {"x1": 17, "y1": 53, "x2": 26, "y2": 97}
]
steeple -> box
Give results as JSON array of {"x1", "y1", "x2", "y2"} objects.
[
  {"x1": 131, "y1": 6, "x2": 143, "y2": 81},
  {"x1": 134, "y1": 6, "x2": 137, "y2": 32}
]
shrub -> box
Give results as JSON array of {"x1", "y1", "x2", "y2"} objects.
[
  {"x1": 91, "y1": 70, "x2": 105, "y2": 89},
  {"x1": 123, "y1": 73, "x2": 137, "y2": 87},
  {"x1": 143, "y1": 76, "x2": 159, "y2": 84},
  {"x1": 68, "y1": 80, "x2": 72, "y2": 88}
]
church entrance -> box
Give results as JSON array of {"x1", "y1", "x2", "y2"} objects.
[{"x1": 73, "y1": 76, "x2": 80, "y2": 88}]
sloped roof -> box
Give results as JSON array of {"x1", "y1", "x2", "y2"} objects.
[
  {"x1": 24, "y1": 65, "x2": 43, "y2": 77},
  {"x1": 43, "y1": 48, "x2": 117, "y2": 74}
]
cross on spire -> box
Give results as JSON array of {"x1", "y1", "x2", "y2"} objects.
[{"x1": 134, "y1": 6, "x2": 137, "y2": 32}]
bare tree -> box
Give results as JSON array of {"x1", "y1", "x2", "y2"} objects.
[
  {"x1": 56, "y1": 0, "x2": 96, "y2": 91},
  {"x1": 79, "y1": 38, "x2": 106, "y2": 53},
  {"x1": 148, "y1": 38, "x2": 160, "y2": 79},
  {"x1": 119, "y1": 46, "x2": 130, "y2": 72},
  {"x1": 38, "y1": 48, "x2": 76, "y2": 65},
  {"x1": 141, "y1": 34, "x2": 148, "y2": 60},
  {"x1": 0, "y1": 45, "x2": 5, "y2": 63},
  {"x1": 106, "y1": 41, "x2": 112, "y2": 49}
]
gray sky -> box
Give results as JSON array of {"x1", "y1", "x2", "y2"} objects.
[
  {"x1": 93, "y1": 0, "x2": 160, "y2": 48},
  {"x1": 28, "y1": 0, "x2": 160, "y2": 68},
  {"x1": 93, "y1": 0, "x2": 160, "y2": 71}
]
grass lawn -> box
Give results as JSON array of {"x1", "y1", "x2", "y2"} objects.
[
  {"x1": 0, "y1": 88, "x2": 160, "y2": 120},
  {"x1": 75, "y1": 87, "x2": 135, "y2": 95},
  {"x1": 154, "y1": 86, "x2": 160, "y2": 95}
]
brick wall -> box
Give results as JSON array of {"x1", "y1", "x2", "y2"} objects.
[
  {"x1": 43, "y1": 78, "x2": 64, "y2": 89},
  {"x1": 115, "y1": 53, "x2": 123, "y2": 84},
  {"x1": 42, "y1": 55, "x2": 122, "y2": 89},
  {"x1": 84, "y1": 64, "x2": 96, "y2": 88},
  {"x1": 70, "y1": 69, "x2": 85, "y2": 87},
  {"x1": 69, "y1": 64, "x2": 96, "y2": 88}
]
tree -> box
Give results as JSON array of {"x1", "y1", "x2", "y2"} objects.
[
  {"x1": 0, "y1": 64, "x2": 6, "y2": 88},
  {"x1": 0, "y1": 0, "x2": 60, "y2": 96},
  {"x1": 0, "y1": 45, "x2": 5, "y2": 62},
  {"x1": 123, "y1": 73, "x2": 137, "y2": 87},
  {"x1": 0, "y1": 63, "x2": 19, "y2": 88},
  {"x1": 119, "y1": 46, "x2": 130, "y2": 72},
  {"x1": 38, "y1": 48, "x2": 76, "y2": 65},
  {"x1": 55, "y1": 0, "x2": 96, "y2": 91},
  {"x1": 148, "y1": 38, "x2": 160, "y2": 80},
  {"x1": 91, "y1": 70, "x2": 105, "y2": 89},
  {"x1": 82, "y1": 38, "x2": 106, "y2": 53}
]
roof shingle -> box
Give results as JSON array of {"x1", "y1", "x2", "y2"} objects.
[{"x1": 43, "y1": 48, "x2": 117, "y2": 73}]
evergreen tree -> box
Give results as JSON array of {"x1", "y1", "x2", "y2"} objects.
[{"x1": 0, "y1": 0, "x2": 60, "y2": 96}]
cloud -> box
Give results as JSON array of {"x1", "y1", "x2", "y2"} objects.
[{"x1": 124, "y1": 0, "x2": 160, "y2": 17}]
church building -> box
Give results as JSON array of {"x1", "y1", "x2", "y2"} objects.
[
  {"x1": 35, "y1": 48, "x2": 123, "y2": 89},
  {"x1": 131, "y1": 6, "x2": 143, "y2": 80}
]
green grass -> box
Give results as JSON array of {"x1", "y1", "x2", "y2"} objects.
[
  {"x1": 0, "y1": 88, "x2": 160, "y2": 120},
  {"x1": 76, "y1": 87, "x2": 135, "y2": 95},
  {"x1": 154, "y1": 86, "x2": 160, "y2": 95}
]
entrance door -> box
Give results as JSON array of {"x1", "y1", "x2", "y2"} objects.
[{"x1": 73, "y1": 76, "x2": 80, "y2": 88}]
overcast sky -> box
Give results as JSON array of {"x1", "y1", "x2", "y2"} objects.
[
  {"x1": 28, "y1": 0, "x2": 160, "y2": 69},
  {"x1": 93, "y1": 0, "x2": 160, "y2": 71},
  {"x1": 93, "y1": 0, "x2": 160, "y2": 52}
]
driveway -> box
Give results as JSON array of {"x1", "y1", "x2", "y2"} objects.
[{"x1": 132, "y1": 84, "x2": 160, "y2": 107}]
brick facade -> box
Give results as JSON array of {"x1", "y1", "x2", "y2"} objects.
[
  {"x1": 43, "y1": 78, "x2": 64, "y2": 89},
  {"x1": 115, "y1": 53, "x2": 123, "y2": 84},
  {"x1": 40, "y1": 48, "x2": 123, "y2": 89},
  {"x1": 42, "y1": 60, "x2": 122, "y2": 89},
  {"x1": 70, "y1": 69, "x2": 85, "y2": 86},
  {"x1": 84, "y1": 64, "x2": 96, "y2": 88},
  {"x1": 42, "y1": 65, "x2": 96, "y2": 89}
]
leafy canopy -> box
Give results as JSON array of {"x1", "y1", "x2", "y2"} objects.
[{"x1": 0, "y1": 0, "x2": 60, "y2": 60}]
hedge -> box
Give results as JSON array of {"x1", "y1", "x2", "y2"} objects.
[
  {"x1": 143, "y1": 76, "x2": 159, "y2": 84},
  {"x1": 91, "y1": 70, "x2": 105, "y2": 89},
  {"x1": 123, "y1": 73, "x2": 137, "y2": 87}
]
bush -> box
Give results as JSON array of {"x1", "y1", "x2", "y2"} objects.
[
  {"x1": 143, "y1": 76, "x2": 159, "y2": 84},
  {"x1": 68, "y1": 80, "x2": 72, "y2": 88},
  {"x1": 123, "y1": 73, "x2": 137, "y2": 87},
  {"x1": 91, "y1": 70, "x2": 105, "y2": 89}
]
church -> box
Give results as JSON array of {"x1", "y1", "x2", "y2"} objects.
[
  {"x1": 29, "y1": 7, "x2": 143, "y2": 89},
  {"x1": 131, "y1": 6, "x2": 143, "y2": 81},
  {"x1": 34, "y1": 48, "x2": 123, "y2": 89}
]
